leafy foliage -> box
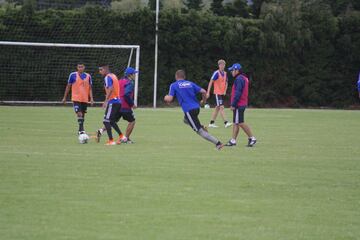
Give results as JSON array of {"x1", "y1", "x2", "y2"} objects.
[{"x1": 0, "y1": 0, "x2": 359, "y2": 107}]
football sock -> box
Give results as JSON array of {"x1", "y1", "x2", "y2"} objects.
[
  {"x1": 103, "y1": 121, "x2": 113, "y2": 140},
  {"x1": 110, "y1": 122, "x2": 122, "y2": 135},
  {"x1": 78, "y1": 117, "x2": 84, "y2": 132},
  {"x1": 197, "y1": 128, "x2": 219, "y2": 145},
  {"x1": 230, "y1": 139, "x2": 236, "y2": 144},
  {"x1": 210, "y1": 120, "x2": 215, "y2": 124}
]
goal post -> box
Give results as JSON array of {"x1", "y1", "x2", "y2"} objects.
[{"x1": 0, "y1": 41, "x2": 140, "y2": 105}]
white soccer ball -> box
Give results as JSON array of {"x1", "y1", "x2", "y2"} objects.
[
  {"x1": 78, "y1": 133, "x2": 89, "y2": 144},
  {"x1": 204, "y1": 104, "x2": 210, "y2": 109}
]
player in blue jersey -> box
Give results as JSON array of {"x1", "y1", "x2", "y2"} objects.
[
  {"x1": 164, "y1": 70, "x2": 224, "y2": 150},
  {"x1": 357, "y1": 71, "x2": 360, "y2": 99}
]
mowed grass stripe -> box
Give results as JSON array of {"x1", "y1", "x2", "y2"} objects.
[{"x1": 0, "y1": 106, "x2": 359, "y2": 240}]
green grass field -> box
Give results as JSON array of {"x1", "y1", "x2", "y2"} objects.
[{"x1": 0, "y1": 106, "x2": 359, "y2": 240}]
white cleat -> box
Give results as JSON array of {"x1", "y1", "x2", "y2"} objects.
[
  {"x1": 225, "y1": 122, "x2": 233, "y2": 128},
  {"x1": 208, "y1": 123, "x2": 219, "y2": 128}
]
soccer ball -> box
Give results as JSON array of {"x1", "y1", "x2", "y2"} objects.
[
  {"x1": 78, "y1": 133, "x2": 89, "y2": 144},
  {"x1": 204, "y1": 104, "x2": 210, "y2": 109}
]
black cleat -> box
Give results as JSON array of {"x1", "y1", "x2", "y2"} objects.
[
  {"x1": 125, "y1": 139, "x2": 134, "y2": 144},
  {"x1": 95, "y1": 129, "x2": 102, "y2": 143},
  {"x1": 225, "y1": 141, "x2": 236, "y2": 147},
  {"x1": 216, "y1": 142, "x2": 224, "y2": 150},
  {"x1": 247, "y1": 138, "x2": 257, "y2": 147}
]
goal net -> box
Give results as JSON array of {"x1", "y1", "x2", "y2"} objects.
[{"x1": 0, "y1": 41, "x2": 140, "y2": 105}]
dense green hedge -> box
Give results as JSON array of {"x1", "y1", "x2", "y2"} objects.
[{"x1": 0, "y1": 2, "x2": 359, "y2": 107}]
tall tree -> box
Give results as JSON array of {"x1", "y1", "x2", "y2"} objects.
[
  {"x1": 211, "y1": 0, "x2": 225, "y2": 16},
  {"x1": 224, "y1": 0, "x2": 250, "y2": 18},
  {"x1": 183, "y1": 0, "x2": 203, "y2": 11}
]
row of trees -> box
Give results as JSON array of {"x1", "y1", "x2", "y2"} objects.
[{"x1": 0, "y1": 0, "x2": 359, "y2": 107}]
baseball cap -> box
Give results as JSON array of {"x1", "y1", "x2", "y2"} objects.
[
  {"x1": 228, "y1": 63, "x2": 242, "y2": 71},
  {"x1": 125, "y1": 67, "x2": 138, "y2": 76}
]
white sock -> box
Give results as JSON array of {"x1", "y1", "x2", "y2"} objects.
[
  {"x1": 230, "y1": 139, "x2": 236, "y2": 144},
  {"x1": 250, "y1": 136, "x2": 256, "y2": 140}
]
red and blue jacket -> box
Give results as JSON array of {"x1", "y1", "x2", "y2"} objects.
[
  {"x1": 118, "y1": 77, "x2": 135, "y2": 112},
  {"x1": 231, "y1": 74, "x2": 249, "y2": 108}
]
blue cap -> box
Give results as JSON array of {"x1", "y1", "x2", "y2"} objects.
[
  {"x1": 228, "y1": 63, "x2": 242, "y2": 71},
  {"x1": 125, "y1": 67, "x2": 138, "y2": 76}
]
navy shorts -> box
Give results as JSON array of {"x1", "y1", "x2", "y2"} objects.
[
  {"x1": 118, "y1": 110, "x2": 136, "y2": 123},
  {"x1": 104, "y1": 103, "x2": 121, "y2": 123},
  {"x1": 73, "y1": 101, "x2": 88, "y2": 113},
  {"x1": 233, "y1": 107, "x2": 246, "y2": 124},
  {"x1": 215, "y1": 94, "x2": 225, "y2": 106},
  {"x1": 184, "y1": 108, "x2": 202, "y2": 132}
]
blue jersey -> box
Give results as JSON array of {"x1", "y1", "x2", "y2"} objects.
[
  {"x1": 168, "y1": 80, "x2": 202, "y2": 112},
  {"x1": 68, "y1": 72, "x2": 92, "y2": 85},
  {"x1": 358, "y1": 72, "x2": 360, "y2": 92}
]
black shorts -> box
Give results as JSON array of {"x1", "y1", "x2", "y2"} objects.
[
  {"x1": 184, "y1": 108, "x2": 202, "y2": 132},
  {"x1": 215, "y1": 94, "x2": 225, "y2": 106},
  {"x1": 233, "y1": 107, "x2": 246, "y2": 124},
  {"x1": 118, "y1": 110, "x2": 136, "y2": 123},
  {"x1": 73, "y1": 101, "x2": 88, "y2": 113},
  {"x1": 103, "y1": 102, "x2": 121, "y2": 123}
]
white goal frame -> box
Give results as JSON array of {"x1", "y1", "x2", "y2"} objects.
[{"x1": 0, "y1": 41, "x2": 140, "y2": 105}]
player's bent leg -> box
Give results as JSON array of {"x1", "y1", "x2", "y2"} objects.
[
  {"x1": 103, "y1": 120, "x2": 115, "y2": 145},
  {"x1": 187, "y1": 109, "x2": 223, "y2": 149},
  {"x1": 196, "y1": 128, "x2": 223, "y2": 150}
]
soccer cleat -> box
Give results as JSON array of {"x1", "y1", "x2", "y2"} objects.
[
  {"x1": 225, "y1": 122, "x2": 233, "y2": 128},
  {"x1": 95, "y1": 129, "x2": 103, "y2": 143},
  {"x1": 116, "y1": 134, "x2": 127, "y2": 145},
  {"x1": 95, "y1": 130, "x2": 101, "y2": 143},
  {"x1": 78, "y1": 131, "x2": 85, "y2": 135},
  {"x1": 125, "y1": 139, "x2": 134, "y2": 144},
  {"x1": 208, "y1": 123, "x2": 219, "y2": 128},
  {"x1": 216, "y1": 143, "x2": 224, "y2": 150},
  {"x1": 105, "y1": 140, "x2": 116, "y2": 146},
  {"x1": 225, "y1": 140, "x2": 237, "y2": 147},
  {"x1": 247, "y1": 138, "x2": 257, "y2": 147}
]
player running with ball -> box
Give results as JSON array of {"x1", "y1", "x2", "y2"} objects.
[
  {"x1": 95, "y1": 67, "x2": 138, "y2": 144},
  {"x1": 164, "y1": 70, "x2": 224, "y2": 150},
  {"x1": 98, "y1": 65, "x2": 125, "y2": 146}
]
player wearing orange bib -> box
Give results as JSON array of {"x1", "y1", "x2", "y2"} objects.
[
  {"x1": 62, "y1": 63, "x2": 94, "y2": 135},
  {"x1": 206, "y1": 59, "x2": 232, "y2": 128},
  {"x1": 99, "y1": 64, "x2": 124, "y2": 146}
]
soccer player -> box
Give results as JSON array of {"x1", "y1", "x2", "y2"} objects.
[
  {"x1": 206, "y1": 59, "x2": 232, "y2": 128},
  {"x1": 225, "y1": 63, "x2": 256, "y2": 147},
  {"x1": 164, "y1": 70, "x2": 224, "y2": 150},
  {"x1": 118, "y1": 67, "x2": 138, "y2": 143},
  {"x1": 357, "y1": 71, "x2": 360, "y2": 99},
  {"x1": 98, "y1": 65, "x2": 124, "y2": 146},
  {"x1": 62, "y1": 63, "x2": 94, "y2": 135}
]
